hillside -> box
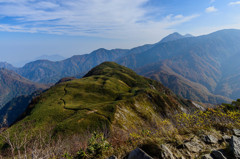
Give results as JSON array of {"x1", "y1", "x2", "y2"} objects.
[
  {"x1": 136, "y1": 62, "x2": 232, "y2": 104},
  {"x1": 6, "y1": 62, "x2": 195, "y2": 137},
  {"x1": 0, "y1": 68, "x2": 48, "y2": 107}
]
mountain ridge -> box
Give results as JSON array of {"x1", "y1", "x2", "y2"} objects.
[
  {"x1": 5, "y1": 29, "x2": 240, "y2": 104},
  {"x1": 5, "y1": 62, "x2": 196, "y2": 137}
]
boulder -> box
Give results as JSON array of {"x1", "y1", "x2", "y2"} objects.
[
  {"x1": 160, "y1": 144, "x2": 175, "y2": 159},
  {"x1": 222, "y1": 135, "x2": 231, "y2": 142},
  {"x1": 233, "y1": 129, "x2": 240, "y2": 137},
  {"x1": 210, "y1": 150, "x2": 227, "y2": 159},
  {"x1": 201, "y1": 154, "x2": 213, "y2": 159},
  {"x1": 127, "y1": 148, "x2": 153, "y2": 159},
  {"x1": 184, "y1": 141, "x2": 203, "y2": 153},
  {"x1": 230, "y1": 136, "x2": 240, "y2": 158},
  {"x1": 203, "y1": 135, "x2": 218, "y2": 144}
]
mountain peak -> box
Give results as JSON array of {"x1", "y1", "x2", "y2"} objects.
[
  {"x1": 159, "y1": 32, "x2": 192, "y2": 43},
  {"x1": 0, "y1": 62, "x2": 16, "y2": 71},
  {"x1": 83, "y1": 62, "x2": 139, "y2": 83}
]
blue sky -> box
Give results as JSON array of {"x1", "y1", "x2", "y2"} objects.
[{"x1": 0, "y1": 0, "x2": 240, "y2": 66}]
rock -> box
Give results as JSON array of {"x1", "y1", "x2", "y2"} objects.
[
  {"x1": 160, "y1": 144, "x2": 174, "y2": 159},
  {"x1": 202, "y1": 154, "x2": 213, "y2": 159},
  {"x1": 108, "y1": 155, "x2": 117, "y2": 159},
  {"x1": 184, "y1": 141, "x2": 203, "y2": 153},
  {"x1": 211, "y1": 150, "x2": 227, "y2": 159},
  {"x1": 230, "y1": 136, "x2": 240, "y2": 158},
  {"x1": 127, "y1": 147, "x2": 153, "y2": 159},
  {"x1": 234, "y1": 129, "x2": 240, "y2": 137},
  {"x1": 203, "y1": 135, "x2": 218, "y2": 144},
  {"x1": 222, "y1": 135, "x2": 231, "y2": 142}
]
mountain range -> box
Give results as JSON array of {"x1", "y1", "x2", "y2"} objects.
[{"x1": 1, "y1": 29, "x2": 240, "y2": 104}]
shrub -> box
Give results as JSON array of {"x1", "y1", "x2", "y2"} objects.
[{"x1": 76, "y1": 132, "x2": 111, "y2": 159}]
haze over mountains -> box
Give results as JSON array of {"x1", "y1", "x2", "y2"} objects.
[{"x1": 1, "y1": 29, "x2": 240, "y2": 104}]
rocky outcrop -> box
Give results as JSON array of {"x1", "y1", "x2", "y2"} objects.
[
  {"x1": 230, "y1": 136, "x2": 240, "y2": 158},
  {"x1": 233, "y1": 129, "x2": 240, "y2": 137},
  {"x1": 211, "y1": 150, "x2": 227, "y2": 159},
  {"x1": 108, "y1": 156, "x2": 118, "y2": 159},
  {"x1": 127, "y1": 148, "x2": 153, "y2": 159},
  {"x1": 203, "y1": 135, "x2": 218, "y2": 144},
  {"x1": 123, "y1": 131, "x2": 240, "y2": 159},
  {"x1": 202, "y1": 154, "x2": 213, "y2": 159},
  {"x1": 184, "y1": 141, "x2": 203, "y2": 153},
  {"x1": 160, "y1": 144, "x2": 174, "y2": 159}
]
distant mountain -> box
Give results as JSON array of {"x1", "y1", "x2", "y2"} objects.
[
  {"x1": 10, "y1": 29, "x2": 240, "y2": 104},
  {"x1": 117, "y1": 29, "x2": 240, "y2": 104},
  {"x1": 159, "y1": 32, "x2": 193, "y2": 43},
  {"x1": 0, "y1": 68, "x2": 48, "y2": 107},
  {"x1": 0, "y1": 62, "x2": 16, "y2": 71},
  {"x1": 16, "y1": 48, "x2": 129, "y2": 83},
  {"x1": 35, "y1": 54, "x2": 66, "y2": 61},
  {"x1": 6, "y1": 62, "x2": 196, "y2": 136}
]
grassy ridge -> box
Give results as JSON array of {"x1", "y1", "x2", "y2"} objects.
[{"x1": 4, "y1": 62, "x2": 194, "y2": 141}]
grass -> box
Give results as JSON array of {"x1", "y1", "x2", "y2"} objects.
[
  {"x1": 0, "y1": 62, "x2": 199, "y2": 158},
  {"x1": 3, "y1": 62, "x2": 184, "y2": 136}
]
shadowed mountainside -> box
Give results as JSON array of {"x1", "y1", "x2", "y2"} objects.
[{"x1": 0, "y1": 68, "x2": 48, "y2": 108}]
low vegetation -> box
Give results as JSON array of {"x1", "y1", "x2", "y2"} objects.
[
  {"x1": 1, "y1": 62, "x2": 240, "y2": 158},
  {"x1": 1, "y1": 99, "x2": 240, "y2": 158}
]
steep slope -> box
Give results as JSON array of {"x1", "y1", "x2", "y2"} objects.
[
  {"x1": 17, "y1": 48, "x2": 128, "y2": 83},
  {"x1": 117, "y1": 29, "x2": 240, "y2": 104},
  {"x1": 8, "y1": 62, "x2": 195, "y2": 136},
  {"x1": 136, "y1": 62, "x2": 231, "y2": 104},
  {"x1": 0, "y1": 91, "x2": 41, "y2": 127},
  {"x1": 0, "y1": 68, "x2": 48, "y2": 107}
]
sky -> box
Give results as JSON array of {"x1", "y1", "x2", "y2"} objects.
[{"x1": 0, "y1": 0, "x2": 240, "y2": 66}]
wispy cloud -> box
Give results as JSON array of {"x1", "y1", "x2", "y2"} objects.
[
  {"x1": 205, "y1": 6, "x2": 218, "y2": 13},
  {"x1": 0, "y1": 0, "x2": 199, "y2": 40},
  {"x1": 229, "y1": 1, "x2": 240, "y2": 5},
  {"x1": 210, "y1": 0, "x2": 216, "y2": 3}
]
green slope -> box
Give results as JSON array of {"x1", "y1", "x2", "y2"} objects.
[{"x1": 7, "y1": 62, "x2": 195, "y2": 138}]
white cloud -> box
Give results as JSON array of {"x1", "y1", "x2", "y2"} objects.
[
  {"x1": 0, "y1": 0, "x2": 199, "y2": 41},
  {"x1": 229, "y1": 1, "x2": 240, "y2": 5},
  {"x1": 174, "y1": 14, "x2": 184, "y2": 19},
  {"x1": 205, "y1": 6, "x2": 218, "y2": 13},
  {"x1": 210, "y1": 0, "x2": 215, "y2": 3}
]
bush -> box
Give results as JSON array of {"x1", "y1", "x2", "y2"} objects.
[{"x1": 76, "y1": 132, "x2": 111, "y2": 159}]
